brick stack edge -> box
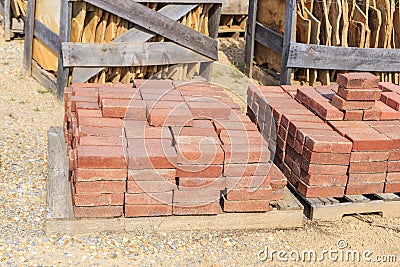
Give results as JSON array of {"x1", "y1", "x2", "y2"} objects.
[
  {"x1": 64, "y1": 80, "x2": 287, "y2": 218},
  {"x1": 248, "y1": 72, "x2": 400, "y2": 198}
]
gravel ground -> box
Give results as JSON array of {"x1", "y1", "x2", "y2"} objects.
[{"x1": 1, "y1": 29, "x2": 400, "y2": 266}]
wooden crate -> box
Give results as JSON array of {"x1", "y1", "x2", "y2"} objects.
[
  {"x1": 23, "y1": 0, "x2": 223, "y2": 99},
  {"x1": 1, "y1": 0, "x2": 26, "y2": 41},
  {"x1": 219, "y1": 0, "x2": 248, "y2": 38},
  {"x1": 245, "y1": 0, "x2": 400, "y2": 86}
]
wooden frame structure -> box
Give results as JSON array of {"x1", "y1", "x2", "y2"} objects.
[
  {"x1": 245, "y1": 0, "x2": 400, "y2": 85},
  {"x1": 1, "y1": 0, "x2": 24, "y2": 41},
  {"x1": 23, "y1": 0, "x2": 223, "y2": 99},
  {"x1": 219, "y1": 0, "x2": 248, "y2": 37}
]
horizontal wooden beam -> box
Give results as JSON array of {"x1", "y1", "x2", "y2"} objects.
[
  {"x1": 287, "y1": 43, "x2": 400, "y2": 72},
  {"x1": 255, "y1": 22, "x2": 283, "y2": 55},
  {"x1": 71, "y1": 0, "x2": 225, "y2": 2},
  {"x1": 221, "y1": 0, "x2": 248, "y2": 14},
  {"x1": 63, "y1": 42, "x2": 213, "y2": 67},
  {"x1": 85, "y1": 0, "x2": 218, "y2": 60},
  {"x1": 33, "y1": 19, "x2": 60, "y2": 54}
]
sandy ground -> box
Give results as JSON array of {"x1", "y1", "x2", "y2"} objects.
[{"x1": 1, "y1": 27, "x2": 400, "y2": 266}]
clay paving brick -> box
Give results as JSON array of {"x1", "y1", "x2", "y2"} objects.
[
  {"x1": 348, "y1": 173, "x2": 387, "y2": 184},
  {"x1": 222, "y1": 196, "x2": 270, "y2": 212},
  {"x1": 74, "y1": 206, "x2": 123, "y2": 218},
  {"x1": 388, "y1": 161, "x2": 400, "y2": 172},
  {"x1": 336, "y1": 73, "x2": 379, "y2": 89},
  {"x1": 223, "y1": 143, "x2": 271, "y2": 164},
  {"x1": 74, "y1": 181, "x2": 126, "y2": 193},
  {"x1": 214, "y1": 120, "x2": 258, "y2": 134},
  {"x1": 302, "y1": 146, "x2": 350, "y2": 165},
  {"x1": 79, "y1": 125, "x2": 124, "y2": 137},
  {"x1": 75, "y1": 168, "x2": 127, "y2": 181},
  {"x1": 297, "y1": 181, "x2": 345, "y2": 198},
  {"x1": 77, "y1": 146, "x2": 126, "y2": 169},
  {"x1": 349, "y1": 161, "x2": 388, "y2": 173},
  {"x1": 128, "y1": 169, "x2": 176, "y2": 182},
  {"x1": 224, "y1": 162, "x2": 272, "y2": 177},
  {"x1": 127, "y1": 138, "x2": 176, "y2": 169},
  {"x1": 78, "y1": 117, "x2": 123, "y2": 128},
  {"x1": 187, "y1": 99, "x2": 231, "y2": 119},
  {"x1": 171, "y1": 126, "x2": 219, "y2": 139},
  {"x1": 337, "y1": 86, "x2": 382, "y2": 101},
  {"x1": 172, "y1": 201, "x2": 222, "y2": 215},
  {"x1": 386, "y1": 172, "x2": 400, "y2": 182},
  {"x1": 344, "y1": 132, "x2": 393, "y2": 151},
  {"x1": 102, "y1": 99, "x2": 147, "y2": 120},
  {"x1": 148, "y1": 106, "x2": 193, "y2": 127},
  {"x1": 301, "y1": 162, "x2": 348, "y2": 175},
  {"x1": 350, "y1": 151, "x2": 389, "y2": 162},
  {"x1": 379, "y1": 82, "x2": 400, "y2": 93},
  {"x1": 382, "y1": 92, "x2": 400, "y2": 111},
  {"x1": 389, "y1": 150, "x2": 400, "y2": 161},
  {"x1": 125, "y1": 192, "x2": 173, "y2": 205},
  {"x1": 77, "y1": 109, "x2": 103, "y2": 118},
  {"x1": 374, "y1": 101, "x2": 400, "y2": 120},
  {"x1": 331, "y1": 94, "x2": 375, "y2": 110},
  {"x1": 303, "y1": 132, "x2": 352, "y2": 153},
  {"x1": 79, "y1": 136, "x2": 125, "y2": 147},
  {"x1": 384, "y1": 182, "x2": 400, "y2": 193},
  {"x1": 176, "y1": 164, "x2": 223, "y2": 178},
  {"x1": 225, "y1": 187, "x2": 272, "y2": 201},
  {"x1": 345, "y1": 183, "x2": 384, "y2": 195},
  {"x1": 178, "y1": 177, "x2": 226, "y2": 189},
  {"x1": 127, "y1": 180, "x2": 177, "y2": 193},
  {"x1": 125, "y1": 204, "x2": 172, "y2": 217},
  {"x1": 73, "y1": 193, "x2": 124, "y2": 206},
  {"x1": 301, "y1": 174, "x2": 348, "y2": 187},
  {"x1": 344, "y1": 110, "x2": 364, "y2": 121},
  {"x1": 226, "y1": 175, "x2": 271, "y2": 189},
  {"x1": 362, "y1": 107, "x2": 381, "y2": 121},
  {"x1": 75, "y1": 101, "x2": 100, "y2": 110},
  {"x1": 174, "y1": 189, "x2": 221, "y2": 203}
]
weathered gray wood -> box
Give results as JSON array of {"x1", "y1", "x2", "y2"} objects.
[
  {"x1": 23, "y1": 0, "x2": 36, "y2": 73},
  {"x1": 63, "y1": 42, "x2": 213, "y2": 67},
  {"x1": 280, "y1": 0, "x2": 296, "y2": 85},
  {"x1": 32, "y1": 61, "x2": 58, "y2": 93},
  {"x1": 0, "y1": 0, "x2": 4, "y2": 16},
  {"x1": 199, "y1": 3, "x2": 221, "y2": 80},
  {"x1": 276, "y1": 188, "x2": 303, "y2": 211},
  {"x1": 134, "y1": 0, "x2": 225, "y2": 2},
  {"x1": 85, "y1": 0, "x2": 218, "y2": 60},
  {"x1": 221, "y1": 0, "x2": 248, "y2": 15},
  {"x1": 287, "y1": 43, "x2": 400, "y2": 72},
  {"x1": 56, "y1": 0, "x2": 72, "y2": 99},
  {"x1": 72, "y1": 4, "x2": 198, "y2": 83},
  {"x1": 4, "y1": 0, "x2": 10, "y2": 40},
  {"x1": 33, "y1": 20, "x2": 60, "y2": 54},
  {"x1": 47, "y1": 127, "x2": 73, "y2": 219},
  {"x1": 244, "y1": 0, "x2": 257, "y2": 77},
  {"x1": 255, "y1": 22, "x2": 284, "y2": 55},
  {"x1": 375, "y1": 193, "x2": 400, "y2": 202},
  {"x1": 344, "y1": 195, "x2": 370, "y2": 203}
]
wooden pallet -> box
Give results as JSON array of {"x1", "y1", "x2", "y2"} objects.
[
  {"x1": 46, "y1": 126, "x2": 305, "y2": 235},
  {"x1": 288, "y1": 183, "x2": 400, "y2": 221}
]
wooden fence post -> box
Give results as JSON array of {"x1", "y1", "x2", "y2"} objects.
[
  {"x1": 244, "y1": 0, "x2": 257, "y2": 78},
  {"x1": 280, "y1": 0, "x2": 297, "y2": 85}
]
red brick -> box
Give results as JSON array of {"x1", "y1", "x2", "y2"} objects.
[
  {"x1": 74, "y1": 206, "x2": 123, "y2": 218},
  {"x1": 222, "y1": 197, "x2": 270, "y2": 212},
  {"x1": 345, "y1": 132, "x2": 393, "y2": 151},
  {"x1": 214, "y1": 120, "x2": 258, "y2": 134},
  {"x1": 176, "y1": 164, "x2": 223, "y2": 178},
  {"x1": 102, "y1": 99, "x2": 146, "y2": 120},
  {"x1": 384, "y1": 182, "x2": 400, "y2": 193},
  {"x1": 173, "y1": 189, "x2": 221, "y2": 203},
  {"x1": 178, "y1": 177, "x2": 226, "y2": 189},
  {"x1": 73, "y1": 193, "x2": 124, "y2": 206},
  {"x1": 297, "y1": 181, "x2": 345, "y2": 198},
  {"x1": 77, "y1": 146, "x2": 126, "y2": 168},
  {"x1": 79, "y1": 117, "x2": 123, "y2": 128},
  {"x1": 224, "y1": 162, "x2": 272, "y2": 177},
  {"x1": 79, "y1": 136, "x2": 124, "y2": 146},
  {"x1": 337, "y1": 86, "x2": 381, "y2": 101},
  {"x1": 171, "y1": 126, "x2": 219, "y2": 139},
  {"x1": 304, "y1": 133, "x2": 352, "y2": 153},
  {"x1": 77, "y1": 109, "x2": 102, "y2": 118},
  {"x1": 127, "y1": 180, "x2": 177, "y2": 193},
  {"x1": 79, "y1": 126, "x2": 124, "y2": 137},
  {"x1": 125, "y1": 192, "x2": 173, "y2": 205},
  {"x1": 125, "y1": 204, "x2": 172, "y2": 217},
  {"x1": 75, "y1": 102, "x2": 100, "y2": 110},
  {"x1": 75, "y1": 181, "x2": 126, "y2": 193},
  {"x1": 186, "y1": 99, "x2": 231, "y2": 119},
  {"x1": 301, "y1": 163, "x2": 348, "y2": 175},
  {"x1": 191, "y1": 119, "x2": 215, "y2": 129},
  {"x1": 345, "y1": 183, "x2": 384, "y2": 194},
  {"x1": 223, "y1": 144, "x2": 271, "y2": 164},
  {"x1": 270, "y1": 190, "x2": 285, "y2": 201},
  {"x1": 350, "y1": 151, "x2": 389, "y2": 162},
  {"x1": 226, "y1": 176, "x2": 271, "y2": 189},
  {"x1": 75, "y1": 168, "x2": 127, "y2": 181},
  {"x1": 70, "y1": 95, "x2": 99, "y2": 111},
  {"x1": 175, "y1": 141, "x2": 224, "y2": 165},
  {"x1": 336, "y1": 73, "x2": 379, "y2": 89},
  {"x1": 384, "y1": 92, "x2": 400, "y2": 111},
  {"x1": 362, "y1": 107, "x2": 381, "y2": 121},
  {"x1": 301, "y1": 174, "x2": 348, "y2": 187},
  {"x1": 349, "y1": 161, "x2": 388, "y2": 173},
  {"x1": 348, "y1": 173, "x2": 387, "y2": 184},
  {"x1": 388, "y1": 161, "x2": 400, "y2": 172},
  {"x1": 127, "y1": 139, "x2": 177, "y2": 169},
  {"x1": 389, "y1": 150, "x2": 400, "y2": 161},
  {"x1": 331, "y1": 94, "x2": 375, "y2": 110},
  {"x1": 128, "y1": 169, "x2": 176, "y2": 182},
  {"x1": 379, "y1": 82, "x2": 400, "y2": 93},
  {"x1": 386, "y1": 172, "x2": 400, "y2": 182},
  {"x1": 302, "y1": 147, "x2": 350, "y2": 165},
  {"x1": 172, "y1": 201, "x2": 222, "y2": 215},
  {"x1": 225, "y1": 187, "x2": 272, "y2": 201},
  {"x1": 344, "y1": 110, "x2": 364, "y2": 121},
  {"x1": 375, "y1": 101, "x2": 400, "y2": 120},
  {"x1": 148, "y1": 106, "x2": 193, "y2": 127}
]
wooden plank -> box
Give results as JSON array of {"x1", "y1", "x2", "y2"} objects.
[
  {"x1": 56, "y1": 0, "x2": 72, "y2": 99},
  {"x1": 254, "y1": 22, "x2": 283, "y2": 55},
  {"x1": 85, "y1": 0, "x2": 218, "y2": 60},
  {"x1": 244, "y1": 0, "x2": 257, "y2": 77},
  {"x1": 4, "y1": 0, "x2": 10, "y2": 40},
  {"x1": 280, "y1": 0, "x2": 296, "y2": 85},
  {"x1": 369, "y1": 6, "x2": 382, "y2": 48},
  {"x1": 33, "y1": 20, "x2": 60, "y2": 54},
  {"x1": 344, "y1": 195, "x2": 370, "y2": 203},
  {"x1": 375, "y1": 193, "x2": 400, "y2": 201},
  {"x1": 0, "y1": 0, "x2": 4, "y2": 16},
  {"x1": 63, "y1": 42, "x2": 213, "y2": 67},
  {"x1": 47, "y1": 127, "x2": 73, "y2": 219},
  {"x1": 287, "y1": 43, "x2": 400, "y2": 72},
  {"x1": 72, "y1": 4, "x2": 197, "y2": 83},
  {"x1": 276, "y1": 188, "x2": 303, "y2": 211},
  {"x1": 23, "y1": 0, "x2": 35, "y2": 73},
  {"x1": 31, "y1": 60, "x2": 57, "y2": 93},
  {"x1": 221, "y1": 0, "x2": 248, "y2": 15}
]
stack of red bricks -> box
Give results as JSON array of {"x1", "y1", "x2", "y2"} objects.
[
  {"x1": 248, "y1": 72, "x2": 400, "y2": 198},
  {"x1": 248, "y1": 86, "x2": 352, "y2": 198},
  {"x1": 64, "y1": 80, "x2": 287, "y2": 218}
]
